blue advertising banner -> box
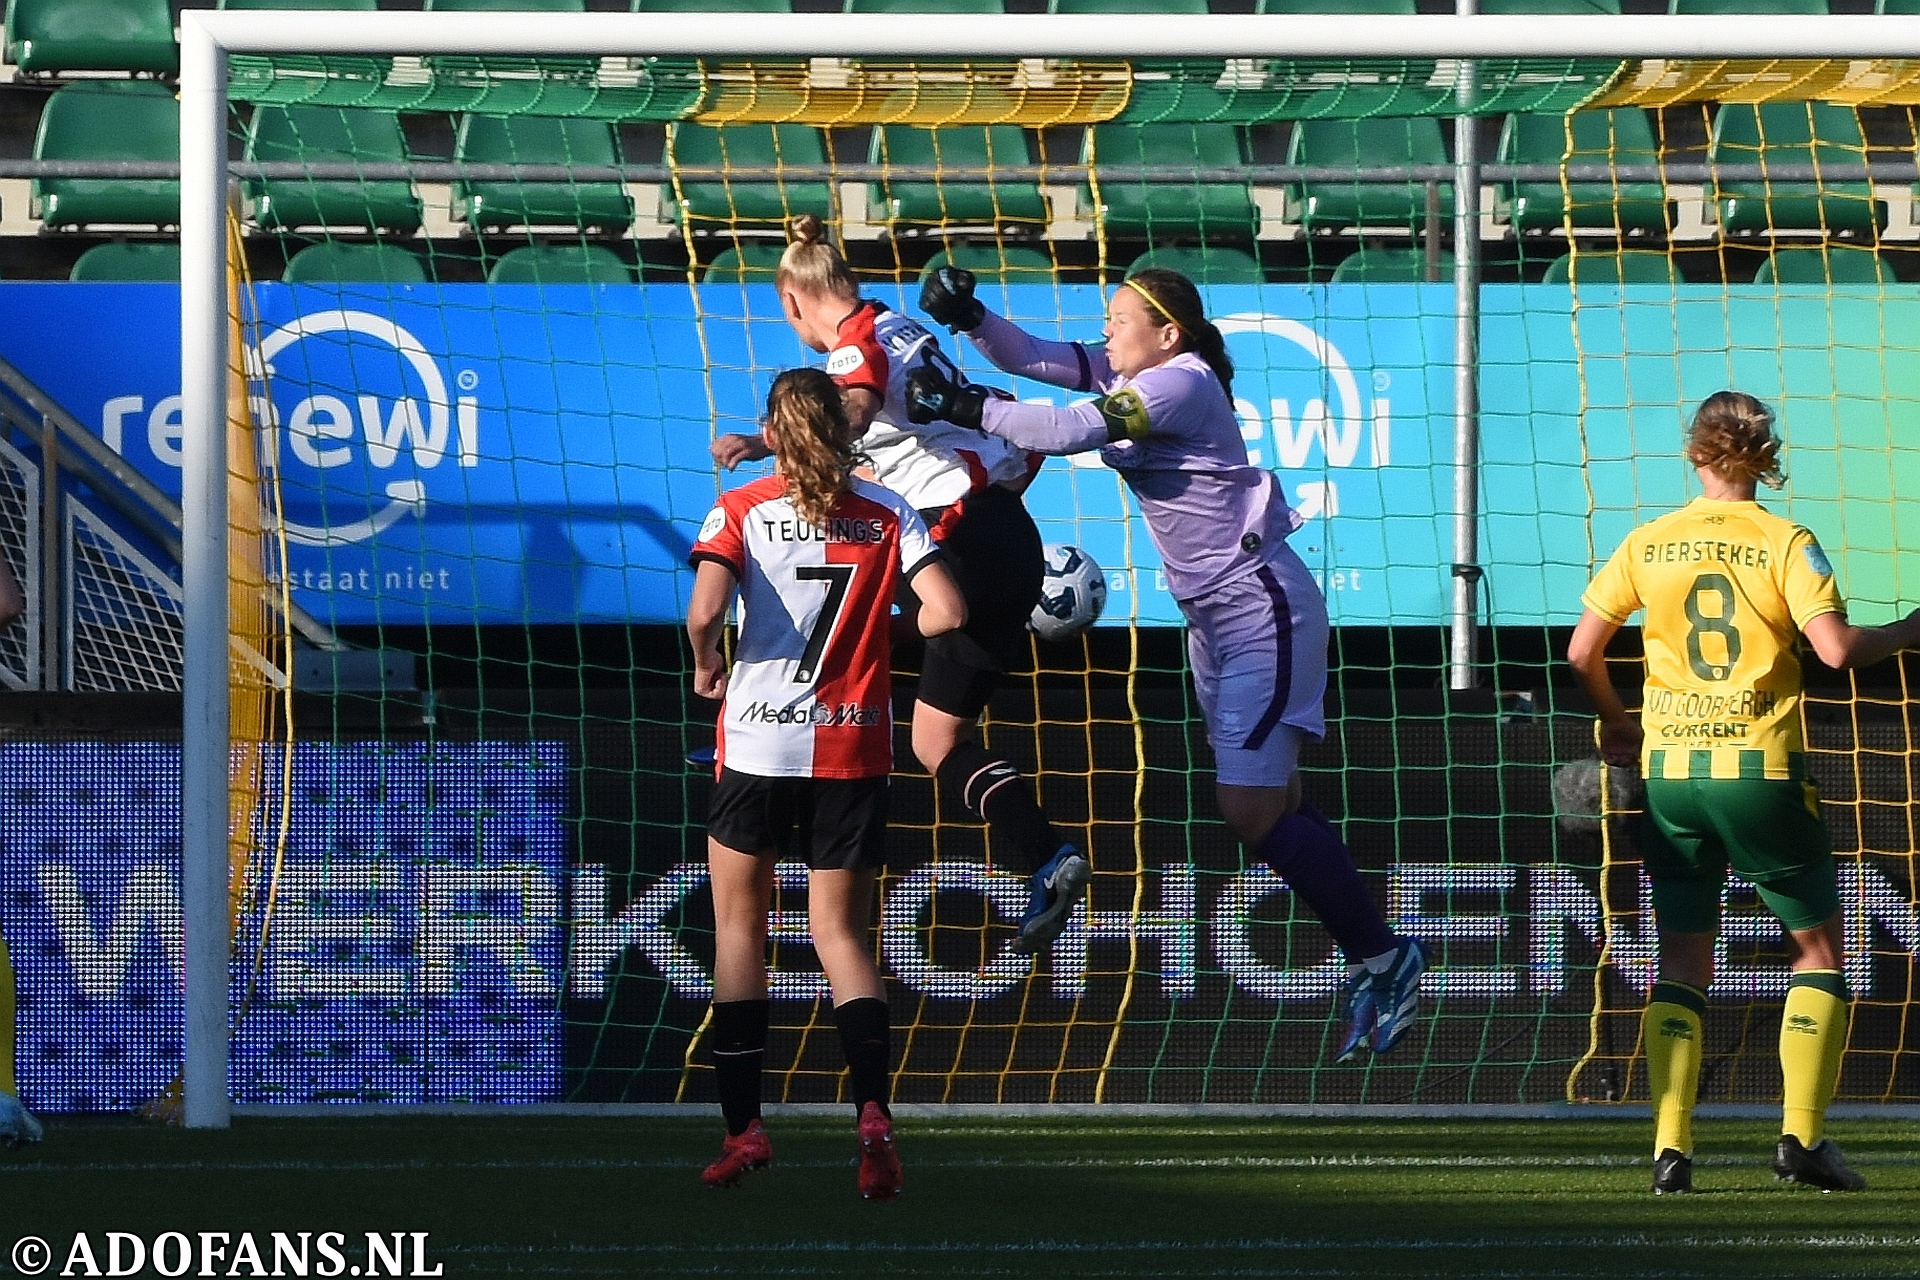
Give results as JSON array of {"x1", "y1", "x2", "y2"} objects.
[
  {"x1": 2, "y1": 282, "x2": 1911, "y2": 629},
  {"x1": 0, "y1": 740, "x2": 569, "y2": 1109}
]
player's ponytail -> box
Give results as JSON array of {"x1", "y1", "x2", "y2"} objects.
[
  {"x1": 1125, "y1": 267, "x2": 1234, "y2": 398},
  {"x1": 1687, "y1": 390, "x2": 1786, "y2": 490},
  {"x1": 765, "y1": 366, "x2": 858, "y2": 529},
  {"x1": 777, "y1": 213, "x2": 861, "y2": 302}
]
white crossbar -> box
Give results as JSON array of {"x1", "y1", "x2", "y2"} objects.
[{"x1": 189, "y1": 12, "x2": 1920, "y2": 60}]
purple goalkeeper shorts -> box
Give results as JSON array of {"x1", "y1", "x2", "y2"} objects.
[{"x1": 1179, "y1": 546, "x2": 1329, "y2": 789}]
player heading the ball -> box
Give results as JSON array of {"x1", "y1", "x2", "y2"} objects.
[
  {"x1": 911, "y1": 265, "x2": 1427, "y2": 1062},
  {"x1": 1568, "y1": 390, "x2": 1920, "y2": 1195},
  {"x1": 688, "y1": 367, "x2": 967, "y2": 1200},
  {"x1": 711, "y1": 214, "x2": 1090, "y2": 956}
]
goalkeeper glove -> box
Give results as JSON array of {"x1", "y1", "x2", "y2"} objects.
[
  {"x1": 905, "y1": 364, "x2": 988, "y2": 431},
  {"x1": 919, "y1": 267, "x2": 985, "y2": 334}
]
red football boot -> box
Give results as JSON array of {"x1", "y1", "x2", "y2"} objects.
[
  {"x1": 856, "y1": 1102, "x2": 903, "y2": 1201},
  {"x1": 701, "y1": 1118, "x2": 772, "y2": 1188}
]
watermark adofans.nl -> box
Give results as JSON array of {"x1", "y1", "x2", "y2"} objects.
[{"x1": 11, "y1": 1232, "x2": 444, "y2": 1278}]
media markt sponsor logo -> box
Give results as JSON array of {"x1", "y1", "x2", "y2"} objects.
[
  {"x1": 741, "y1": 701, "x2": 884, "y2": 727},
  {"x1": 1786, "y1": 1012, "x2": 1820, "y2": 1036},
  {"x1": 250, "y1": 309, "x2": 482, "y2": 546},
  {"x1": 1659, "y1": 1017, "x2": 1695, "y2": 1040}
]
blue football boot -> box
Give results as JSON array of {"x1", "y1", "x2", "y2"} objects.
[
  {"x1": 1369, "y1": 937, "x2": 1428, "y2": 1054},
  {"x1": 1010, "y1": 847, "x2": 1092, "y2": 955},
  {"x1": 1335, "y1": 965, "x2": 1377, "y2": 1063}
]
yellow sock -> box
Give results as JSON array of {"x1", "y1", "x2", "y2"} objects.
[
  {"x1": 1780, "y1": 969, "x2": 1848, "y2": 1147},
  {"x1": 0, "y1": 929, "x2": 15, "y2": 1096},
  {"x1": 1645, "y1": 980, "x2": 1706, "y2": 1157}
]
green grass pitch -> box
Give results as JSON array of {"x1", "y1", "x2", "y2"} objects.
[{"x1": 7, "y1": 1116, "x2": 1917, "y2": 1278}]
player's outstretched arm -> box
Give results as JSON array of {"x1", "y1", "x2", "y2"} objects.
[
  {"x1": 905, "y1": 361, "x2": 1109, "y2": 456},
  {"x1": 686, "y1": 560, "x2": 739, "y2": 700},
  {"x1": 908, "y1": 560, "x2": 966, "y2": 638},
  {"x1": 1567, "y1": 608, "x2": 1643, "y2": 769},
  {"x1": 920, "y1": 267, "x2": 1111, "y2": 392},
  {"x1": 1801, "y1": 607, "x2": 1920, "y2": 670},
  {"x1": 711, "y1": 388, "x2": 881, "y2": 472}
]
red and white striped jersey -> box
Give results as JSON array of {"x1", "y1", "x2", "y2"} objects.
[
  {"x1": 828, "y1": 300, "x2": 1037, "y2": 513},
  {"x1": 691, "y1": 474, "x2": 940, "y2": 779}
]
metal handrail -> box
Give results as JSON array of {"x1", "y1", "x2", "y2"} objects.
[{"x1": 0, "y1": 353, "x2": 340, "y2": 652}]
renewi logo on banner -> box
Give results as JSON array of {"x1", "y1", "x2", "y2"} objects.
[{"x1": 251, "y1": 308, "x2": 481, "y2": 546}]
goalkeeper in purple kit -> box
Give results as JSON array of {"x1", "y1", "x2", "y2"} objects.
[{"x1": 908, "y1": 266, "x2": 1425, "y2": 1059}]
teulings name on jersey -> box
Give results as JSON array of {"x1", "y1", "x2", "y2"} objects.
[{"x1": 760, "y1": 517, "x2": 889, "y2": 545}]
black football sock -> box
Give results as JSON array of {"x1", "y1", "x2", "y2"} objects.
[
  {"x1": 710, "y1": 999, "x2": 769, "y2": 1136},
  {"x1": 937, "y1": 740, "x2": 1064, "y2": 875},
  {"x1": 1254, "y1": 804, "x2": 1396, "y2": 962},
  {"x1": 833, "y1": 997, "x2": 892, "y2": 1118}
]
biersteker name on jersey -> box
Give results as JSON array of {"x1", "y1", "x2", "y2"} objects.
[{"x1": 691, "y1": 473, "x2": 938, "y2": 779}]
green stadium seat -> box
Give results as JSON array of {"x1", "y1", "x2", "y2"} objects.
[
  {"x1": 1754, "y1": 246, "x2": 1894, "y2": 285},
  {"x1": 1258, "y1": 0, "x2": 1413, "y2": 10},
  {"x1": 868, "y1": 124, "x2": 1046, "y2": 229},
  {"x1": 1879, "y1": 0, "x2": 1920, "y2": 11},
  {"x1": 1500, "y1": 109, "x2": 1669, "y2": 235},
  {"x1": 69, "y1": 242, "x2": 180, "y2": 281},
  {"x1": 1328, "y1": 245, "x2": 1454, "y2": 283},
  {"x1": 1709, "y1": 103, "x2": 1883, "y2": 235},
  {"x1": 488, "y1": 244, "x2": 633, "y2": 284},
  {"x1": 918, "y1": 244, "x2": 1055, "y2": 284},
  {"x1": 1080, "y1": 124, "x2": 1259, "y2": 241},
  {"x1": 33, "y1": 82, "x2": 179, "y2": 230},
  {"x1": 246, "y1": 107, "x2": 421, "y2": 235},
  {"x1": 282, "y1": 242, "x2": 430, "y2": 284},
  {"x1": 849, "y1": 0, "x2": 1001, "y2": 9},
  {"x1": 1671, "y1": 0, "x2": 1825, "y2": 11},
  {"x1": 4, "y1": 0, "x2": 177, "y2": 74},
  {"x1": 1539, "y1": 250, "x2": 1679, "y2": 285},
  {"x1": 1477, "y1": 0, "x2": 1617, "y2": 10},
  {"x1": 1050, "y1": 0, "x2": 1204, "y2": 10},
  {"x1": 221, "y1": 0, "x2": 376, "y2": 8},
  {"x1": 1289, "y1": 117, "x2": 1451, "y2": 231},
  {"x1": 636, "y1": 0, "x2": 790, "y2": 8},
  {"x1": 668, "y1": 124, "x2": 836, "y2": 230},
  {"x1": 1127, "y1": 245, "x2": 1263, "y2": 285},
  {"x1": 453, "y1": 116, "x2": 634, "y2": 235},
  {"x1": 702, "y1": 243, "x2": 787, "y2": 283}
]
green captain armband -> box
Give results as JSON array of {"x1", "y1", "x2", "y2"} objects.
[{"x1": 1098, "y1": 388, "x2": 1151, "y2": 443}]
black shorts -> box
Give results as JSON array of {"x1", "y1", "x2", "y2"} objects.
[
  {"x1": 915, "y1": 484, "x2": 1044, "y2": 720},
  {"x1": 707, "y1": 768, "x2": 890, "y2": 871}
]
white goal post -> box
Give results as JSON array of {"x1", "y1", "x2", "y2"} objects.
[{"x1": 176, "y1": 10, "x2": 1920, "y2": 1129}]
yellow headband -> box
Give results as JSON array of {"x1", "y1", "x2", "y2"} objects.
[{"x1": 1123, "y1": 278, "x2": 1185, "y2": 334}]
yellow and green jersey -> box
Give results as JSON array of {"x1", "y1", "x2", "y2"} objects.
[{"x1": 1583, "y1": 497, "x2": 1845, "y2": 781}]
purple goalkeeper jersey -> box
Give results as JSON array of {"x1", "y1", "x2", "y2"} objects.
[{"x1": 967, "y1": 310, "x2": 1303, "y2": 602}]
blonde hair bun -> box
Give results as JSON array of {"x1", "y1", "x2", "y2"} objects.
[
  {"x1": 777, "y1": 212, "x2": 859, "y2": 300},
  {"x1": 790, "y1": 213, "x2": 827, "y2": 245}
]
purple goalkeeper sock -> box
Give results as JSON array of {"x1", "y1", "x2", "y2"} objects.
[{"x1": 1254, "y1": 803, "x2": 1396, "y2": 961}]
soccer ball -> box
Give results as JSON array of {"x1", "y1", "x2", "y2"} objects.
[{"x1": 1030, "y1": 543, "x2": 1107, "y2": 641}]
